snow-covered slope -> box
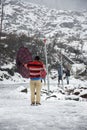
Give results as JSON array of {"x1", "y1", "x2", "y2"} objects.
[
  {"x1": 1, "y1": 0, "x2": 87, "y2": 39},
  {"x1": 0, "y1": 83, "x2": 87, "y2": 130},
  {"x1": 1, "y1": 0, "x2": 87, "y2": 60},
  {"x1": 0, "y1": 0, "x2": 87, "y2": 83}
]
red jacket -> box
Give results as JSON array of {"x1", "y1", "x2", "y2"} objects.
[{"x1": 27, "y1": 60, "x2": 45, "y2": 78}]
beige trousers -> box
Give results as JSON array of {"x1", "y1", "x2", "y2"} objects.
[{"x1": 30, "y1": 80, "x2": 42, "y2": 104}]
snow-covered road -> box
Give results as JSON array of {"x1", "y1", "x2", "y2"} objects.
[{"x1": 0, "y1": 84, "x2": 87, "y2": 130}]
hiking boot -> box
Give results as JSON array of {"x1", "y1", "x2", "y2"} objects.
[
  {"x1": 36, "y1": 102, "x2": 41, "y2": 106},
  {"x1": 31, "y1": 102, "x2": 35, "y2": 106}
]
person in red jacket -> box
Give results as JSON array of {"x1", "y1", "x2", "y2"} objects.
[{"x1": 25, "y1": 56, "x2": 46, "y2": 105}]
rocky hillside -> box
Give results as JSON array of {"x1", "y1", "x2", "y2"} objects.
[{"x1": 0, "y1": 0, "x2": 87, "y2": 81}]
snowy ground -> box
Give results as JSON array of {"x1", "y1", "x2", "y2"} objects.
[{"x1": 0, "y1": 77, "x2": 87, "y2": 130}]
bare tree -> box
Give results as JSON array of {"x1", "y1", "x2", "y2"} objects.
[
  {"x1": 0, "y1": 0, "x2": 3, "y2": 39},
  {"x1": 0, "y1": 0, "x2": 6, "y2": 40}
]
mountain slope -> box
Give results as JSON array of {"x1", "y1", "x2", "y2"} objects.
[
  {"x1": 1, "y1": 0, "x2": 87, "y2": 57},
  {"x1": 0, "y1": 0, "x2": 87, "y2": 81},
  {"x1": 1, "y1": 0, "x2": 87, "y2": 38}
]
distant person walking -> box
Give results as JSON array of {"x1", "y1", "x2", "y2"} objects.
[
  {"x1": 64, "y1": 68, "x2": 70, "y2": 84},
  {"x1": 58, "y1": 63, "x2": 63, "y2": 86},
  {"x1": 24, "y1": 56, "x2": 46, "y2": 105}
]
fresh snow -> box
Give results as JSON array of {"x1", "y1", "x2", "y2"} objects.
[
  {"x1": 0, "y1": 67, "x2": 87, "y2": 130},
  {"x1": 0, "y1": 81, "x2": 87, "y2": 130},
  {"x1": 0, "y1": 61, "x2": 87, "y2": 130}
]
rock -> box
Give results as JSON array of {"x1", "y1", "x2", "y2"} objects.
[
  {"x1": 21, "y1": 88, "x2": 27, "y2": 93},
  {"x1": 80, "y1": 94, "x2": 87, "y2": 99}
]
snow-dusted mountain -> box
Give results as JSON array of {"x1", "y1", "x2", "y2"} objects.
[
  {"x1": 0, "y1": 0, "x2": 87, "y2": 82},
  {"x1": 22, "y1": 0, "x2": 87, "y2": 11},
  {"x1": 1, "y1": 0, "x2": 87, "y2": 50},
  {"x1": 1, "y1": 0, "x2": 87, "y2": 38},
  {"x1": 1, "y1": 0, "x2": 87, "y2": 56}
]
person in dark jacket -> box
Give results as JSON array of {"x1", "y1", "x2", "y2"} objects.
[
  {"x1": 64, "y1": 68, "x2": 70, "y2": 84},
  {"x1": 58, "y1": 64, "x2": 63, "y2": 86}
]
